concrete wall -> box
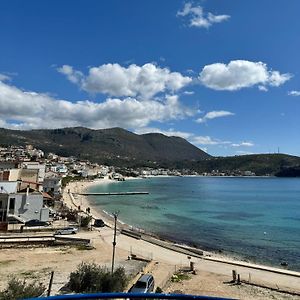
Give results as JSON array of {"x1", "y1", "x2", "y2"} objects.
[{"x1": 8, "y1": 169, "x2": 21, "y2": 181}]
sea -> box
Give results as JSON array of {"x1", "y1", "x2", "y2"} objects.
[{"x1": 88, "y1": 176, "x2": 300, "y2": 271}]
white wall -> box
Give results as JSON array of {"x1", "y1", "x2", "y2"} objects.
[
  {"x1": 9, "y1": 193, "x2": 49, "y2": 221},
  {"x1": 0, "y1": 181, "x2": 18, "y2": 194}
]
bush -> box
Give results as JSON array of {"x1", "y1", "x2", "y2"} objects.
[
  {"x1": 80, "y1": 215, "x2": 92, "y2": 228},
  {"x1": 0, "y1": 278, "x2": 45, "y2": 300},
  {"x1": 69, "y1": 262, "x2": 127, "y2": 293},
  {"x1": 171, "y1": 272, "x2": 190, "y2": 282}
]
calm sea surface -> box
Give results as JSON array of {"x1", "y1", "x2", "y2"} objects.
[{"x1": 88, "y1": 177, "x2": 300, "y2": 271}]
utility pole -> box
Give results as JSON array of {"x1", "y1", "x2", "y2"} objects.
[
  {"x1": 111, "y1": 211, "x2": 119, "y2": 274},
  {"x1": 47, "y1": 271, "x2": 54, "y2": 297}
]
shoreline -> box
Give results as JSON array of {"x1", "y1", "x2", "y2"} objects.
[{"x1": 64, "y1": 176, "x2": 300, "y2": 278}]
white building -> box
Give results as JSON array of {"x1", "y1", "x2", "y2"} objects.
[
  {"x1": 43, "y1": 171, "x2": 62, "y2": 196},
  {"x1": 0, "y1": 188, "x2": 49, "y2": 229}
]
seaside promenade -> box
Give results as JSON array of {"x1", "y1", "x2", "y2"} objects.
[{"x1": 62, "y1": 179, "x2": 300, "y2": 298}]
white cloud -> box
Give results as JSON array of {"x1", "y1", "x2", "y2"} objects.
[
  {"x1": 196, "y1": 110, "x2": 234, "y2": 123},
  {"x1": 135, "y1": 127, "x2": 193, "y2": 140},
  {"x1": 231, "y1": 142, "x2": 254, "y2": 147},
  {"x1": 199, "y1": 60, "x2": 291, "y2": 91},
  {"x1": 236, "y1": 151, "x2": 254, "y2": 155},
  {"x1": 183, "y1": 91, "x2": 195, "y2": 95},
  {"x1": 58, "y1": 63, "x2": 192, "y2": 99},
  {"x1": 57, "y1": 65, "x2": 83, "y2": 84},
  {"x1": 288, "y1": 90, "x2": 300, "y2": 96},
  {"x1": 191, "y1": 136, "x2": 231, "y2": 145},
  {"x1": 0, "y1": 74, "x2": 11, "y2": 82},
  {"x1": 258, "y1": 85, "x2": 268, "y2": 92},
  {"x1": 177, "y1": 3, "x2": 230, "y2": 28},
  {"x1": 0, "y1": 81, "x2": 194, "y2": 130},
  {"x1": 268, "y1": 71, "x2": 291, "y2": 87}
]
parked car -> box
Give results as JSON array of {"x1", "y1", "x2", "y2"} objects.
[
  {"x1": 129, "y1": 274, "x2": 155, "y2": 293},
  {"x1": 24, "y1": 219, "x2": 49, "y2": 227},
  {"x1": 93, "y1": 219, "x2": 105, "y2": 227},
  {"x1": 55, "y1": 227, "x2": 78, "y2": 235}
]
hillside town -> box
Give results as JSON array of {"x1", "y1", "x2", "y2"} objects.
[
  {"x1": 0, "y1": 144, "x2": 258, "y2": 232},
  {"x1": 1, "y1": 145, "x2": 299, "y2": 300}
]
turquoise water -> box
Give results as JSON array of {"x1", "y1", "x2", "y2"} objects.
[{"x1": 88, "y1": 177, "x2": 300, "y2": 271}]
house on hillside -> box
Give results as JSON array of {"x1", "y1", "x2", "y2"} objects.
[
  {"x1": 0, "y1": 169, "x2": 21, "y2": 181},
  {"x1": 19, "y1": 168, "x2": 41, "y2": 191},
  {"x1": 0, "y1": 183, "x2": 49, "y2": 231},
  {"x1": 0, "y1": 161, "x2": 21, "y2": 171},
  {"x1": 22, "y1": 162, "x2": 46, "y2": 183},
  {"x1": 50, "y1": 164, "x2": 68, "y2": 175},
  {"x1": 43, "y1": 171, "x2": 62, "y2": 196}
]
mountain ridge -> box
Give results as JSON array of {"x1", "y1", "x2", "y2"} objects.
[
  {"x1": 0, "y1": 127, "x2": 210, "y2": 165},
  {"x1": 1, "y1": 127, "x2": 300, "y2": 175}
]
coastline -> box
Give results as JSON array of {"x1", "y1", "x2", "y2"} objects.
[
  {"x1": 0, "y1": 176, "x2": 299, "y2": 298},
  {"x1": 63, "y1": 177, "x2": 300, "y2": 278}
]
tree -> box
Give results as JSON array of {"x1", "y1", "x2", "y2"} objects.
[
  {"x1": 68, "y1": 262, "x2": 127, "y2": 293},
  {"x1": 80, "y1": 215, "x2": 92, "y2": 228},
  {"x1": 0, "y1": 278, "x2": 45, "y2": 300}
]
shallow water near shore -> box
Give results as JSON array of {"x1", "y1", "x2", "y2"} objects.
[{"x1": 88, "y1": 176, "x2": 300, "y2": 271}]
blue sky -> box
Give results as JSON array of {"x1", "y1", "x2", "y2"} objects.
[{"x1": 0, "y1": 0, "x2": 300, "y2": 156}]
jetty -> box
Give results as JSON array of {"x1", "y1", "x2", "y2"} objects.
[{"x1": 78, "y1": 191, "x2": 149, "y2": 196}]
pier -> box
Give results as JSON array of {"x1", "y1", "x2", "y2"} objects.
[{"x1": 78, "y1": 192, "x2": 149, "y2": 196}]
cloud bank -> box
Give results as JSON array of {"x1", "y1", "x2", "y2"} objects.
[{"x1": 0, "y1": 81, "x2": 193, "y2": 130}]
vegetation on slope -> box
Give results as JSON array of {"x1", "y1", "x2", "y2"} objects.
[{"x1": 0, "y1": 127, "x2": 210, "y2": 165}]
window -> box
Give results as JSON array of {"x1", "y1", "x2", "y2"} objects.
[{"x1": 9, "y1": 198, "x2": 15, "y2": 210}]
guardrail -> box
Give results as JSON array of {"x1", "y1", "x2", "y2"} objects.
[
  {"x1": 25, "y1": 292, "x2": 235, "y2": 300},
  {"x1": 0, "y1": 234, "x2": 90, "y2": 246},
  {"x1": 0, "y1": 235, "x2": 55, "y2": 244}
]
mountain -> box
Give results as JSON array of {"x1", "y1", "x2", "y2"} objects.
[
  {"x1": 1, "y1": 127, "x2": 299, "y2": 174},
  {"x1": 174, "y1": 153, "x2": 300, "y2": 176},
  {"x1": 275, "y1": 166, "x2": 300, "y2": 177},
  {"x1": 0, "y1": 127, "x2": 210, "y2": 165}
]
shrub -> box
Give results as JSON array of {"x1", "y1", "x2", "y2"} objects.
[
  {"x1": 0, "y1": 278, "x2": 45, "y2": 300},
  {"x1": 80, "y1": 215, "x2": 92, "y2": 228},
  {"x1": 69, "y1": 262, "x2": 127, "y2": 293},
  {"x1": 171, "y1": 272, "x2": 190, "y2": 282}
]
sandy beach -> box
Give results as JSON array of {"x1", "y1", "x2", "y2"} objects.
[
  {"x1": 0, "y1": 177, "x2": 299, "y2": 299},
  {"x1": 62, "y1": 177, "x2": 300, "y2": 298}
]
